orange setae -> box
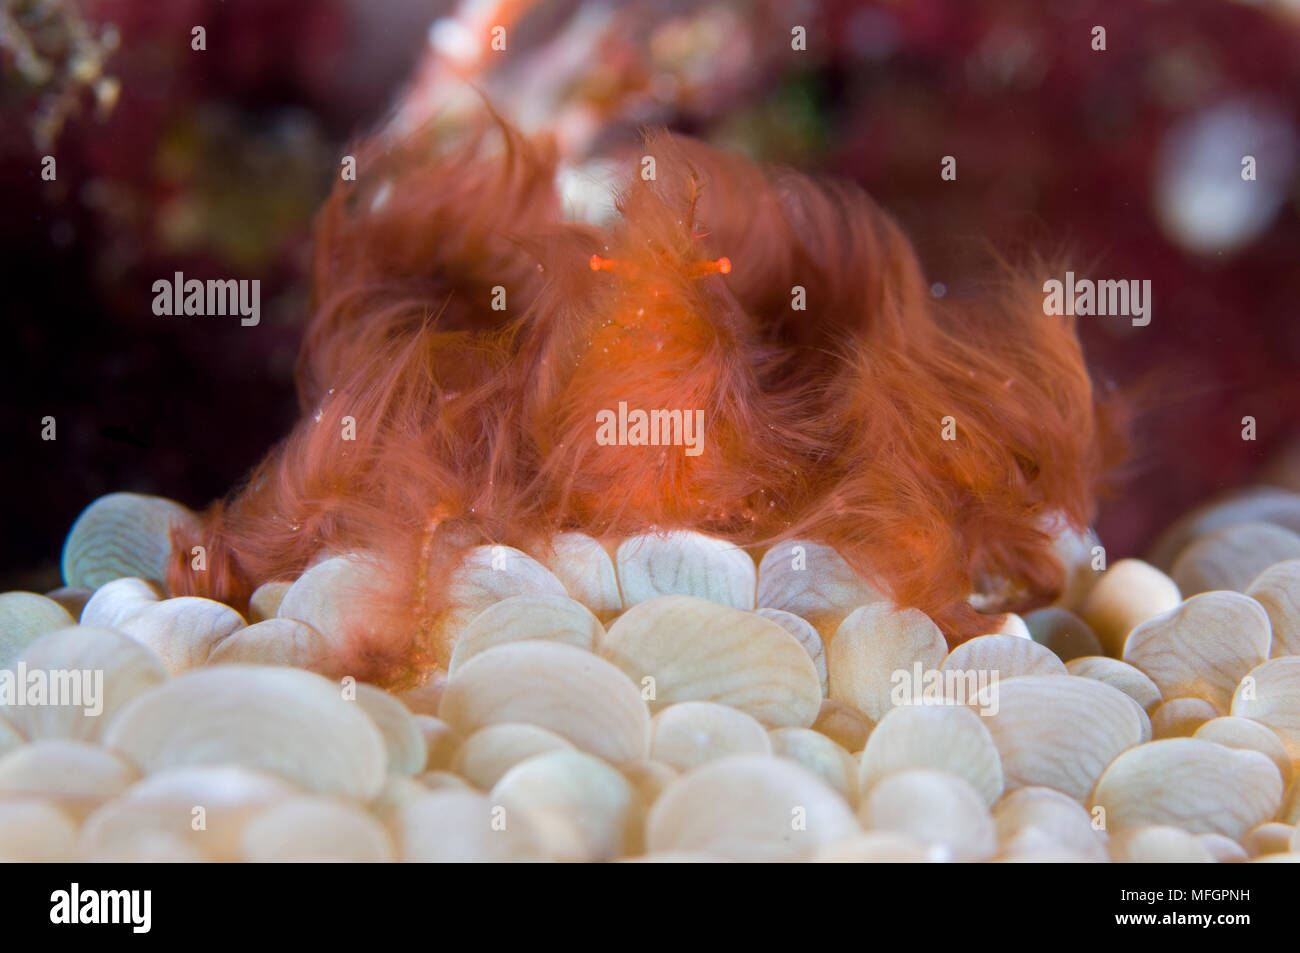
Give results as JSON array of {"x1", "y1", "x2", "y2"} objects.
[{"x1": 166, "y1": 118, "x2": 1127, "y2": 688}]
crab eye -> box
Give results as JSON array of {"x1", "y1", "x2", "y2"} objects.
[
  {"x1": 590, "y1": 253, "x2": 731, "y2": 276},
  {"x1": 691, "y1": 256, "x2": 731, "y2": 276}
]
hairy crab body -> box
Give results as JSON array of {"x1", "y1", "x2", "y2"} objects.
[{"x1": 167, "y1": 119, "x2": 1125, "y2": 687}]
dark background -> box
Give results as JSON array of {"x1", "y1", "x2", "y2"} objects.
[{"x1": 3, "y1": 0, "x2": 1299, "y2": 592}]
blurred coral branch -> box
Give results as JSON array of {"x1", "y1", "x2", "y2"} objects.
[{"x1": 1, "y1": 0, "x2": 121, "y2": 151}]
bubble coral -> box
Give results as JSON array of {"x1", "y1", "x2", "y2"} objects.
[{"x1": 167, "y1": 116, "x2": 1126, "y2": 687}]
